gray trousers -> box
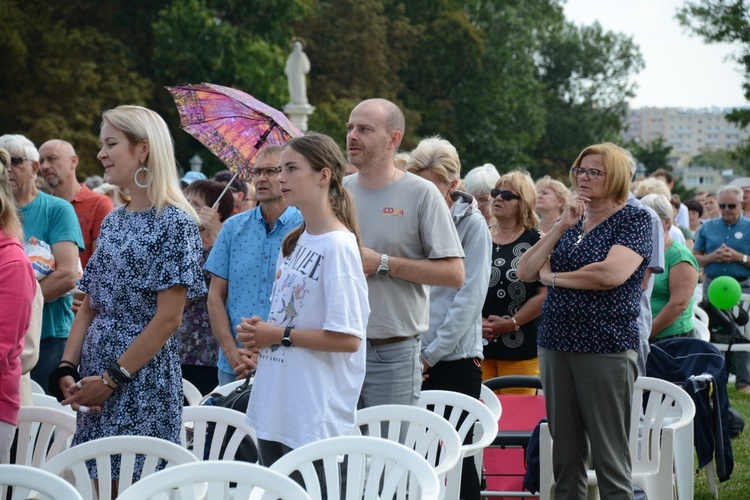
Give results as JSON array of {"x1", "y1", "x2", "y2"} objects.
[
  {"x1": 703, "y1": 276, "x2": 750, "y2": 388},
  {"x1": 539, "y1": 347, "x2": 637, "y2": 500},
  {"x1": 358, "y1": 336, "x2": 421, "y2": 409}
]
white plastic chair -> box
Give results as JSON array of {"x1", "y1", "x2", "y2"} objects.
[
  {"x1": 479, "y1": 384, "x2": 502, "y2": 422},
  {"x1": 0, "y1": 464, "x2": 82, "y2": 500},
  {"x1": 41, "y1": 435, "x2": 200, "y2": 500},
  {"x1": 32, "y1": 392, "x2": 77, "y2": 416},
  {"x1": 418, "y1": 390, "x2": 499, "y2": 500},
  {"x1": 693, "y1": 319, "x2": 711, "y2": 341},
  {"x1": 29, "y1": 378, "x2": 45, "y2": 395},
  {"x1": 355, "y1": 404, "x2": 461, "y2": 498},
  {"x1": 270, "y1": 435, "x2": 441, "y2": 500},
  {"x1": 181, "y1": 405, "x2": 258, "y2": 461},
  {"x1": 182, "y1": 378, "x2": 203, "y2": 406},
  {"x1": 539, "y1": 376, "x2": 696, "y2": 500},
  {"x1": 117, "y1": 460, "x2": 311, "y2": 500},
  {"x1": 210, "y1": 377, "x2": 253, "y2": 397},
  {"x1": 693, "y1": 304, "x2": 709, "y2": 326},
  {"x1": 12, "y1": 405, "x2": 77, "y2": 468}
]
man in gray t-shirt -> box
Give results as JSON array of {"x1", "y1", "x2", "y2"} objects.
[{"x1": 344, "y1": 99, "x2": 465, "y2": 408}]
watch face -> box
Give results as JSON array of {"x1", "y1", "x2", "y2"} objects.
[{"x1": 281, "y1": 338, "x2": 292, "y2": 347}]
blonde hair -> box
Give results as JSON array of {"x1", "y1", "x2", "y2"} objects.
[
  {"x1": 404, "y1": 136, "x2": 460, "y2": 183},
  {"x1": 569, "y1": 142, "x2": 631, "y2": 204},
  {"x1": 281, "y1": 133, "x2": 361, "y2": 257},
  {"x1": 0, "y1": 148, "x2": 23, "y2": 239},
  {"x1": 497, "y1": 170, "x2": 539, "y2": 231},
  {"x1": 101, "y1": 105, "x2": 197, "y2": 220},
  {"x1": 632, "y1": 177, "x2": 670, "y2": 199},
  {"x1": 535, "y1": 175, "x2": 571, "y2": 204}
]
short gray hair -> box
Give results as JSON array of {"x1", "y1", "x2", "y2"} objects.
[
  {"x1": 464, "y1": 164, "x2": 500, "y2": 195},
  {"x1": 718, "y1": 185, "x2": 743, "y2": 202},
  {"x1": 640, "y1": 193, "x2": 672, "y2": 223},
  {"x1": 0, "y1": 134, "x2": 39, "y2": 162}
]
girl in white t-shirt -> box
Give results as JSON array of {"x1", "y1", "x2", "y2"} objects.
[{"x1": 237, "y1": 133, "x2": 369, "y2": 466}]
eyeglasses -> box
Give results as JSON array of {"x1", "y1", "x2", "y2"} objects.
[
  {"x1": 490, "y1": 189, "x2": 521, "y2": 201},
  {"x1": 571, "y1": 167, "x2": 605, "y2": 180},
  {"x1": 719, "y1": 203, "x2": 738, "y2": 209},
  {"x1": 250, "y1": 166, "x2": 282, "y2": 178},
  {"x1": 10, "y1": 156, "x2": 29, "y2": 166}
]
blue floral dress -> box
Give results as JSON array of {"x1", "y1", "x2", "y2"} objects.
[{"x1": 73, "y1": 205, "x2": 206, "y2": 477}]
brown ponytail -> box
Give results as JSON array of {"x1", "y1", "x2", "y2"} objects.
[{"x1": 280, "y1": 133, "x2": 361, "y2": 257}]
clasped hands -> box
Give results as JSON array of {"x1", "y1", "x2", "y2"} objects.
[
  {"x1": 236, "y1": 316, "x2": 281, "y2": 350},
  {"x1": 712, "y1": 244, "x2": 743, "y2": 263}
]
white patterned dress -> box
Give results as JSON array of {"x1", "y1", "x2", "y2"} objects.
[{"x1": 73, "y1": 205, "x2": 206, "y2": 478}]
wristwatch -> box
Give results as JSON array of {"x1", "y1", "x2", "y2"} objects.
[
  {"x1": 743, "y1": 255, "x2": 748, "y2": 264},
  {"x1": 281, "y1": 326, "x2": 294, "y2": 347},
  {"x1": 376, "y1": 254, "x2": 390, "y2": 276}
]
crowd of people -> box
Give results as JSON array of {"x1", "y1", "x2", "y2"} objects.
[{"x1": 2, "y1": 96, "x2": 750, "y2": 498}]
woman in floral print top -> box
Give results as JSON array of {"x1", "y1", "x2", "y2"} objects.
[{"x1": 518, "y1": 142, "x2": 652, "y2": 499}]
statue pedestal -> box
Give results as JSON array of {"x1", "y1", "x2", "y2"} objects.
[{"x1": 283, "y1": 102, "x2": 315, "y2": 133}]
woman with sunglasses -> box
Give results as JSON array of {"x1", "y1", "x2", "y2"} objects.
[
  {"x1": 480, "y1": 171, "x2": 546, "y2": 394},
  {"x1": 517, "y1": 143, "x2": 651, "y2": 499}
]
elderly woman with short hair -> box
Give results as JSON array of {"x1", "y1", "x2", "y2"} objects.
[
  {"x1": 518, "y1": 142, "x2": 652, "y2": 499},
  {"x1": 535, "y1": 175, "x2": 570, "y2": 233},
  {"x1": 641, "y1": 194, "x2": 699, "y2": 341},
  {"x1": 464, "y1": 163, "x2": 500, "y2": 225}
]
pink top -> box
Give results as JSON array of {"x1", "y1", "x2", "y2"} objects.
[{"x1": 0, "y1": 232, "x2": 36, "y2": 426}]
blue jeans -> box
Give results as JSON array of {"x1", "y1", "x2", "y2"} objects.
[{"x1": 31, "y1": 337, "x2": 67, "y2": 394}]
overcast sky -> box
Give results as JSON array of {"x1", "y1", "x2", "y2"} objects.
[{"x1": 564, "y1": 0, "x2": 747, "y2": 109}]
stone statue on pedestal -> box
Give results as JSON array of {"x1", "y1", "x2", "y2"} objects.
[{"x1": 285, "y1": 41, "x2": 310, "y2": 105}]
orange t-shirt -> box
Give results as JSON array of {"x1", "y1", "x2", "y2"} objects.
[{"x1": 71, "y1": 185, "x2": 114, "y2": 268}]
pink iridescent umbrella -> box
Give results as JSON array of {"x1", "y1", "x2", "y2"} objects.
[{"x1": 166, "y1": 83, "x2": 302, "y2": 205}]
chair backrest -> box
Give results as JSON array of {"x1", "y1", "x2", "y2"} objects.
[
  {"x1": 630, "y1": 377, "x2": 696, "y2": 475},
  {"x1": 181, "y1": 405, "x2": 258, "y2": 461},
  {"x1": 31, "y1": 392, "x2": 77, "y2": 416},
  {"x1": 0, "y1": 464, "x2": 82, "y2": 500},
  {"x1": 693, "y1": 319, "x2": 711, "y2": 341},
  {"x1": 209, "y1": 377, "x2": 253, "y2": 397},
  {"x1": 693, "y1": 304, "x2": 709, "y2": 326},
  {"x1": 418, "y1": 390, "x2": 499, "y2": 459},
  {"x1": 12, "y1": 405, "x2": 77, "y2": 468},
  {"x1": 117, "y1": 460, "x2": 311, "y2": 500},
  {"x1": 479, "y1": 384, "x2": 502, "y2": 422},
  {"x1": 29, "y1": 378, "x2": 45, "y2": 395},
  {"x1": 41, "y1": 435, "x2": 199, "y2": 500},
  {"x1": 182, "y1": 378, "x2": 203, "y2": 406},
  {"x1": 270, "y1": 435, "x2": 441, "y2": 500},
  {"x1": 355, "y1": 404, "x2": 461, "y2": 486},
  {"x1": 483, "y1": 375, "x2": 543, "y2": 394}
]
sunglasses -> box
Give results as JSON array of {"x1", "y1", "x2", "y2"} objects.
[
  {"x1": 719, "y1": 204, "x2": 738, "y2": 209},
  {"x1": 10, "y1": 156, "x2": 28, "y2": 166},
  {"x1": 491, "y1": 189, "x2": 521, "y2": 201}
]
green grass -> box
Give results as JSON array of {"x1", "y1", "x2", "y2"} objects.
[{"x1": 693, "y1": 385, "x2": 750, "y2": 499}]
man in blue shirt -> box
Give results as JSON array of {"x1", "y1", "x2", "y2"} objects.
[
  {"x1": 1, "y1": 134, "x2": 84, "y2": 392},
  {"x1": 206, "y1": 145, "x2": 303, "y2": 385},
  {"x1": 694, "y1": 184, "x2": 750, "y2": 393}
]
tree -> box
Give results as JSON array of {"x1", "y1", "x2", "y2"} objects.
[
  {"x1": 626, "y1": 137, "x2": 673, "y2": 174},
  {"x1": 0, "y1": 0, "x2": 152, "y2": 178},
  {"x1": 677, "y1": 0, "x2": 750, "y2": 130}
]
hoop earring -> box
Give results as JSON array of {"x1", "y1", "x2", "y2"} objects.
[{"x1": 133, "y1": 166, "x2": 152, "y2": 188}]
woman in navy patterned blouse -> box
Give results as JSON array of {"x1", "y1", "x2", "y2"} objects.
[{"x1": 518, "y1": 143, "x2": 652, "y2": 499}]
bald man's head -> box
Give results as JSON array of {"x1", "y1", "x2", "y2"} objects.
[{"x1": 39, "y1": 139, "x2": 79, "y2": 189}]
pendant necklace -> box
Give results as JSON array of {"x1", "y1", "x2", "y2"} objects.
[
  {"x1": 494, "y1": 227, "x2": 521, "y2": 252},
  {"x1": 575, "y1": 205, "x2": 617, "y2": 247}
]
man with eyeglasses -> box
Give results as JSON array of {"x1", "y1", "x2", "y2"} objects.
[
  {"x1": 343, "y1": 98, "x2": 465, "y2": 408},
  {"x1": 0, "y1": 134, "x2": 84, "y2": 393},
  {"x1": 205, "y1": 145, "x2": 303, "y2": 385},
  {"x1": 694, "y1": 184, "x2": 750, "y2": 394}
]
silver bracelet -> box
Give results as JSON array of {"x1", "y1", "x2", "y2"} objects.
[{"x1": 552, "y1": 272, "x2": 557, "y2": 289}]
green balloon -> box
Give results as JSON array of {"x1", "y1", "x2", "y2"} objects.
[{"x1": 707, "y1": 276, "x2": 743, "y2": 310}]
